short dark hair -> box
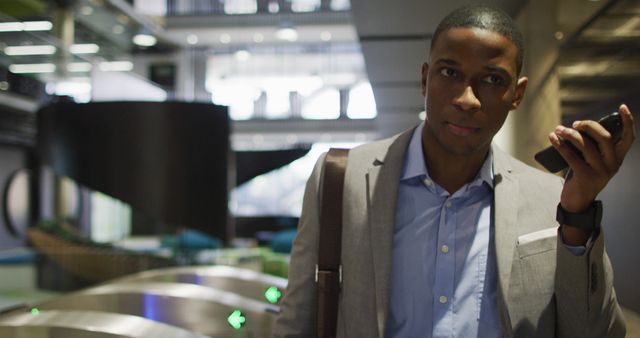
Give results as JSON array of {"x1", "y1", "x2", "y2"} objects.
[{"x1": 430, "y1": 5, "x2": 524, "y2": 76}]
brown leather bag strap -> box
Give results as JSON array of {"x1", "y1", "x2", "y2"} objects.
[{"x1": 315, "y1": 148, "x2": 349, "y2": 338}]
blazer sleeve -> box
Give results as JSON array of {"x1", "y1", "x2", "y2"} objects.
[
  {"x1": 271, "y1": 154, "x2": 326, "y2": 338},
  {"x1": 555, "y1": 229, "x2": 626, "y2": 337}
]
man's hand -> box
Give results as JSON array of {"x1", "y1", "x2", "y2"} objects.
[{"x1": 549, "y1": 104, "x2": 636, "y2": 245}]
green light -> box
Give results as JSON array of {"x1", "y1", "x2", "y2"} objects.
[
  {"x1": 30, "y1": 308, "x2": 40, "y2": 315},
  {"x1": 227, "y1": 310, "x2": 246, "y2": 330},
  {"x1": 264, "y1": 286, "x2": 282, "y2": 304}
]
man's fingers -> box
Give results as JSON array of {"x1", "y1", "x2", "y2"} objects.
[
  {"x1": 572, "y1": 120, "x2": 618, "y2": 174},
  {"x1": 616, "y1": 104, "x2": 636, "y2": 159},
  {"x1": 550, "y1": 129, "x2": 593, "y2": 176}
]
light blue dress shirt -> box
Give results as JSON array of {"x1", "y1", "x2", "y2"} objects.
[
  {"x1": 386, "y1": 123, "x2": 587, "y2": 338},
  {"x1": 386, "y1": 122, "x2": 501, "y2": 338}
]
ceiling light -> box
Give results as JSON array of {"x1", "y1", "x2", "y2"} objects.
[
  {"x1": 113, "y1": 25, "x2": 125, "y2": 34},
  {"x1": 67, "y1": 62, "x2": 93, "y2": 72},
  {"x1": 9, "y1": 63, "x2": 56, "y2": 73},
  {"x1": 4, "y1": 45, "x2": 56, "y2": 56},
  {"x1": 81, "y1": 5, "x2": 94, "y2": 15},
  {"x1": 70, "y1": 43, "x2": 100, "y2": 54},
  {"x1": 276, "y1": 27, "x2": 298, "y2": 42},
  {"x1": 220, "y1": 34, "x2": 231, "y2": 44},
  {"x1": 187, "y1": 34, "x2": 198, "y2": 45},
  {"x1": 234, "y1": 50, "x2": 251, "y2": 62},
  {"x1": 133, "y1": 33, "x2": 157, "y2": 47},
  {"x1": 0, "y1": 21, "x2": 53, "y2": 32},
  {"x1": 320, "y1": 31, "x2": 332, "y2": 41},
  {"x1": 0, "y1": 22, "x2": 24, "y2": 32},
  {"x1": 268, "y1": 2, "x2": 279, "y2": 13},
  {"x1": 253, "y1": 33, "x2": 264, "y2": 43},
  {"x1": 99, "y1": 61, "x2": 133, "y2": 72},
  {"x1": 23, "y1": 21, "x2": 53, "y2": 31}
]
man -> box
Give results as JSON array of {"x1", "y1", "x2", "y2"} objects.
[{"x1": 272, "y1": 5, "x2": 634, "y2": 338}]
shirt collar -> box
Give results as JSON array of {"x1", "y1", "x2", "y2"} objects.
[{"x1": 401, "y1": 122, "x2": 494, "y2": 189}]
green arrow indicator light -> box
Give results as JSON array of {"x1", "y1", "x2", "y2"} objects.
[
  {"x1": 227, "y1": 310, "x2": 246, "y2": 330},
  {"x1": 30, "y1": 308, "x2": 40, "y2": 315},
  {"x1": 264, "y1": 286, "x2": 282, "y2": 304}
]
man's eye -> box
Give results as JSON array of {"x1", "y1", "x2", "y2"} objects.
[
  {"x1": 483, "y1": 74, "x2": 503, "y2": 85},
  {"x1": 440, "y1": 68, "x2": 457, "y2": 77}
]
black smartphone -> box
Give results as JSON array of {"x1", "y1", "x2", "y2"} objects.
[{"x1": 534, "y1": 112, "x2": 623, "y2": 173}]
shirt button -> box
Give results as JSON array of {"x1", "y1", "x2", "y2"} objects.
[
  {"x1": 424, "y1": 179, "x2": 433, "y2": 186},
  {"x1": 446, "y1": 201, "x2": 452, "y2": 208},
  {"x1": 441, "y1": 245, "x2": 449, "y2": 253},
  {"x1": 439, "y1": 296, "x2": 448, "y2": 304}
]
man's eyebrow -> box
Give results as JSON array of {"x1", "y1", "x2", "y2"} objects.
[{"x1": 433, "y1": 58, "x2": 459, "y2": 66}]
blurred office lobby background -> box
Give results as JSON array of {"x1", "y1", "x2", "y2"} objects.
[{"x1": 0, "y1": 0, "x2": 639, "y2": 337}]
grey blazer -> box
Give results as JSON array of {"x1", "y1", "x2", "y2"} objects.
[{"x1": 272, "y1": 128, "x2": 626, "y2": 338}]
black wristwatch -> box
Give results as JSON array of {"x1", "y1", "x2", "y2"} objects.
[{"x1": 556, "y1": 200, "x2": 603, "y2": 230}]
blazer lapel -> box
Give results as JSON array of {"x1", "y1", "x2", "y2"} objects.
[
  {"x1": 492, "y1": 146, "x2": 520, "y2": 334},
  {"x1": 366, "y1": 129, "x2": 413, "y2": 338}
]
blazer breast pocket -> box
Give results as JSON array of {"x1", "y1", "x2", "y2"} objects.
[
  {"x1": 509, "y1": 227, "x2": 558, "y2": 325},
  {"x1": 516, "y1": 227, "x2": 558, "y2": 259}
]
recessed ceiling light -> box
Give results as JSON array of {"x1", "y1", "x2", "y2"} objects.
[
  {"x1": 113, "y1": 25, "x2": 125, "y2": 34},
  {"x1": 9, "y1": 63, "x2": 56, "y2": 73},
  {"x1": 4, "y1": 45, "x2": 56, "y2": 56},
  {"x1": 268, "y1": 2, "x2": 279, "y2": 13},
  {"x1": 320, "y1": 31, "x2": 332, "y2": 41},
  {"x1": 276, "y1": 27, "x2": 298, "y2": 42},
  {"x1": 81, "y1": 5, "x2": 94, "y2": 15},
  {"x1": 234, "y1": 50, "x2": 251, "y2": 61},
  {"x1": 70, "y1": 43, "x2": 100, "y2": 54},
  {"x1": 133, "y1": 34, "x2": 157, "y2": 47},
  {"x1": 187, "y1": 34, "x2": 199, "y2": 45},
  {"x1": 99, "y1": 61, "x2": 133, "y2": 72},
  {"x1": 220, "y1": 34, "x2": 231, "y2": 44},
  {"x1": 253, "y1": 33, "x2": 264, "y2": 43}
]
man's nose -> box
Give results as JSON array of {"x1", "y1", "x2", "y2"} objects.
[{"x1": 453, "y1": 85, "x2": 481, "y2": 112}]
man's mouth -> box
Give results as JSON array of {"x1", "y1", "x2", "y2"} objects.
[{"x1": 446, "y1": 122, "x2": 480, "y2": 136}]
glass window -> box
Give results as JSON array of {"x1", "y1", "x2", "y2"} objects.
[
  {"x1": 301, "y1": 87, "x2": 340, "y2": 120},
  {"x1": 347, "y1": 82, "x2": 377, "y2": 119},
  {"x1": 224, "y1": 0, "x2": 258, "y2": 14},
  {"x1": 291, "y1": 0, "x2": 320, "y2": 12}
]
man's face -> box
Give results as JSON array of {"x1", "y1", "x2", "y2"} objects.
[{"x1": 421, "y1": 27, "x2": 527, "y2": 157}]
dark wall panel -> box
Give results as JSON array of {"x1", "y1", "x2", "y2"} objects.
[{"x1": 37, "y1": 101, "x2": 231, "y2": 241}]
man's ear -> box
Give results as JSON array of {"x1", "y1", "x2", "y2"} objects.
[
  {"x1": 511, "y1": 76, "x2": 528, "y2": 110},
  {"x1": 421, "y1": 63, "x2": 429, "y2": 97}
]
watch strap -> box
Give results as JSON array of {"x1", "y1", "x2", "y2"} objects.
[{"x1": 556, "y1": 200, "x2": 602, "y2": 230}]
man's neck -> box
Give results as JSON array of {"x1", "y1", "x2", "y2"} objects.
[{"x1": 422, "y1": 135, "x2": 489, "y2": 195}]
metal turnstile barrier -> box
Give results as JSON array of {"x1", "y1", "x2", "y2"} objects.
[
  {"x1": 111, "y1": 265, "x2": 287, "y2": 304},
  {"x1": 29, "y1": 282, "x2": 278, "y2": 338},
  {"x1": 0, "y1": 310, "x2": 211, "y2": 338}
]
